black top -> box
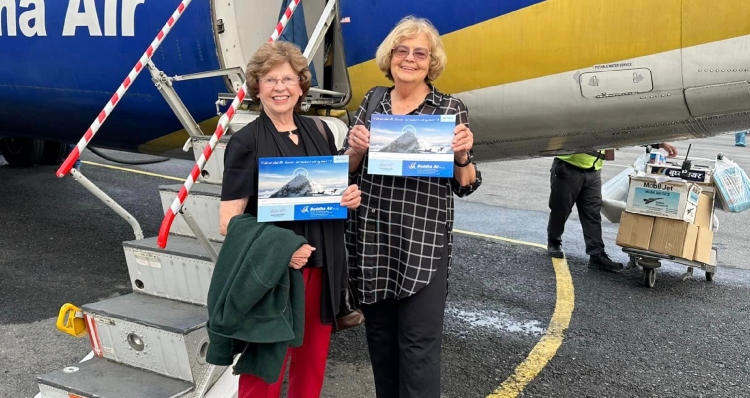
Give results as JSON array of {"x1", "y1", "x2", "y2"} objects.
[
  {"x1": 221, "y1": 112, "x2": 347, "y2": 327},
  {"x1": 342, "y1": 85, "x2": 483, "y2": 304},
  {"x1": 222, "y1": 125, "x2": 328, "y2": 268}
]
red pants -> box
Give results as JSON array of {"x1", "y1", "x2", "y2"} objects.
[{"x1": 238, "y1": 266, "x2": 333, "y2": 398}]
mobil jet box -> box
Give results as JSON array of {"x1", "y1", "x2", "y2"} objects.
[{"x1": 625, "y1": 176, "x2": 702, "y2": 223}]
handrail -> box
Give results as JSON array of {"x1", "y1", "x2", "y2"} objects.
[
  {"x1": 70, "y1": 169, "x2": 144, "y2": 241},
  {"x1": 56, "y1": 0, "x2": 193, "y2": 178},
  {"x1": 156, "y1": 0, "x2": 302, "y2": 249}
]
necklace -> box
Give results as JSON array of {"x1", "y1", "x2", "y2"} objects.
[{"x1": 285, "y1": 130, "x2": 298, "y2": 137}]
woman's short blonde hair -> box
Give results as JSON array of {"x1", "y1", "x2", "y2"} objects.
[
  {"x1": 375, "y1": 16, "x2": 447, "y2": 82},
  {"x1": 246, "y1": 41, "x2": 312, "y2": 109}
]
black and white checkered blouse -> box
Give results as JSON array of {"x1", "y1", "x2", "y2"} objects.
[{"x1": 342, "y1": 85, "x2": 482, "y2": 305}]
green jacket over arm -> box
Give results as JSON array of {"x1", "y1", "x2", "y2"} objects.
[{"x1": 206, "y1": 214, "x2": 307, "y2": 383}]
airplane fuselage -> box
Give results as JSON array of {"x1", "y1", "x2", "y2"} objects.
[{"x1": 1, "y1": 0, "x2": 750, "y2": 163}]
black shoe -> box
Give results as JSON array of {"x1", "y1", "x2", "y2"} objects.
[
  {"x1": 547, "y1": 244, "x2": 564, "y2": 258},
  {"x1": 589, "y1": 252, "x2": 623, "y2": 273}
]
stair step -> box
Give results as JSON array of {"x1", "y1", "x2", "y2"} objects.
[
  {"x1": 160, "y1": 184, "x2": 223, "y2": 242},
  {"x1": 38, "y1": 356, "x2": 193, "y2": 398},
  {"x1": 82, "y1": 293, "x2": 210, "y2": 382},
  {"x1": 123, "y1": 235, "x2": 221, "y2": 306},
  {"x1": 192, "y1": 136, "x2": 230, "y2": 185}
]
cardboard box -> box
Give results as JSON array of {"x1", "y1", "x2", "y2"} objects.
[
  {"x1": 694, "y1": 191, "x2": 714, "y2": 230},
  {"x1": 649, "y1": 218, "x2": 698, "y2": 259},
  {"x1": 626, "y1": 176, "x2": 702, "y2": 223},
  {"x1": 693, "y1": 227, "x2": 714, "y2": 264},
  {"x1": 616, "y1": 212, "x2": 654, "y2": 250}
]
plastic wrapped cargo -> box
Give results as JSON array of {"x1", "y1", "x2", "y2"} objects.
[{"x1": 714, "y1": 157, "x2": 750, "y2": 213}]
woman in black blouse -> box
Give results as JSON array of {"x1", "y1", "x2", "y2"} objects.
[
  {"x1": 219, "y1": 41, "x2": 361, "y2": 398},
  {"x1": 341, "y1": 16, "x2": 482, "y2": 398}
]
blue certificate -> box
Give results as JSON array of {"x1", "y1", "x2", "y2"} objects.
[
  {"x1": 257, "y1": 156, "x2": 349, "y2": 222},
  {"x1": 368, "y1": 114, "x2": 455, "y2": 177}
]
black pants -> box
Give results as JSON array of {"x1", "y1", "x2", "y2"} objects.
[
  {"x1": 361, "y1": 259, "x2": 449, "y2": 398},
  {"x1": 547, "y1": 158, "x2": 605, "y2": 256}
]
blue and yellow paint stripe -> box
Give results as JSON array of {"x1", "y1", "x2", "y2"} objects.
[
  {"x1": 144, "y1": 0, "x2": 750, "y2": 152},
  {"x1": 346, "y1": 0, "x2": 750, "y2": 109}
]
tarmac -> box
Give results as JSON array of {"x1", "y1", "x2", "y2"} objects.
[{"x1": 2, "y1": 133, "x2": 750, "y2": 397}]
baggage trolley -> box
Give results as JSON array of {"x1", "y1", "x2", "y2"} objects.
[{"x1": 622, "y1": 247, "x2": 717, "y2": 288}]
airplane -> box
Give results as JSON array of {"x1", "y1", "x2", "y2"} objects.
[
  {"x1": 6, "y1": 1, "x2": 749, "y2": 396},
  {"x1": 1, "y1": 0, "x2": 750, "y2": 170},
  {"x1": 643, "y1": 198, "x2": 663, "y2": 204}
]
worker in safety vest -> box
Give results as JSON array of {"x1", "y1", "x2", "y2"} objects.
[{"x1": 546, "y1": 143, "x2": 678, "y2": 271}]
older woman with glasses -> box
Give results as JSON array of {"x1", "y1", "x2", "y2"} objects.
[
  {"x1": 218, "y1": 40, "x2": 361, "y2": 398},
  {"x1": 340, "y1": 16, "x2": 482, "y2": 397}
]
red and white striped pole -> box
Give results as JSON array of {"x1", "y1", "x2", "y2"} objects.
[
  {"x1": 156, "y1": 0, "x2": 302, "y2": 248},
  {"x1": 56, "y1": 0, "x2": 193, "y2": 178}
]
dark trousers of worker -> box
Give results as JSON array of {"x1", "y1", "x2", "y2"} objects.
[
  {"x1": 238, "y1": 266, "x2": 332, "y2": 398},
  {"x1": 360, "y1": 257, "x2": 449, "y2": 398},
  {"x1": 547, "y1": 158, "x2": 606, "y2": 256}
]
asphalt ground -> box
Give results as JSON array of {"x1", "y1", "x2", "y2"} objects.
[{"x1": 2, "y1": 133, "x2": 750, "y2": 397}]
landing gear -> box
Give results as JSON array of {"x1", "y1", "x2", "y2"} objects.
[
  {"x1": 39, "y1": 141, "x2": 68, "y2": 165},
  {"x1": 0, "y1": 137, "x2": 44, "y2": 167},
  {"x1": 0, "y1": 138, "x2": 71, "y2": 167}
]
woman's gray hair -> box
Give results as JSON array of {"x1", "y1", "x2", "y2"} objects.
[{"x1": 375, "y1": 16, "x2": 447, "y2": 82}]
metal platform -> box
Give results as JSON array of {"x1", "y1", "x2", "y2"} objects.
[
  {"x1": 82, "y1": 293, "x2": 212, "y2": 382},
  {"x1": 38, "y1": 356, "x2": 193, "y2": 398},
  {"x1": 123, "y1": 236, "x2": 222, "y2": 306},
  {"x1": 160, "y1": 184, "x2": 223, "y2": 242},
  {"x1": 623, "y1": 246, "x2": 718, "y2": 288},
  {"x1": 82, "y1": 293, "x2": 207, "y2": 334}
]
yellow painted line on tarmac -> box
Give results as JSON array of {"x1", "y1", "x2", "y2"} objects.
[
  {"x1": 81, "y1": 161, "x2": 187, "y2": 182},
  {"x1": 454, "y1": 229, "x2": 547, "y2": 250},
  {"x1": 453, "y1": 229, "x2": 575, "y2": 398}
]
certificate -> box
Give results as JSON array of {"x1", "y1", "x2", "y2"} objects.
[
  {"x1": 368, "y1": 114, "x2": 455, "y2": 177},
  {"x1": 257, "y1": 156, "x2": 349, "y2": 222}
]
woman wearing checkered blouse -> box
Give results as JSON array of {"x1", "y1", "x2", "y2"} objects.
[{"x1": 339, "y1": 16, "x2": 482, "y2": 398}]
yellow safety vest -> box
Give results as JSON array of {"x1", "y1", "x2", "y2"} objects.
[{"x1": 557, "y1": 151, "x2": 605, "y2": 171}]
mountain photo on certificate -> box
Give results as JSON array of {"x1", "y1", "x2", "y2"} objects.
[
  {"x1": 370, "y1": 115, "x2": 454, "y2": 154},
  {"x1": 258, "y1": 159, "x2": 349, "y2": 199}
]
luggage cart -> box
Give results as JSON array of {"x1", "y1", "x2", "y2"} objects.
[
  {"x1": 622, "y1": 247, "x2": 717, "y2": 288},
  {"x1": 619, "y1": 148, "x2": 721, "y2": 288}
]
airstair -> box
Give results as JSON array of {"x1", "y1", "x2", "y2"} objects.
[{"x1": 37, "y1": 1, "x2": 350, "y2": 397}]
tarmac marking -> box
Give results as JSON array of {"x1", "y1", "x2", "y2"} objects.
[
  {"x1": 453, "y1": 229, "x2": 575, "y2": 398},
  {"x1": 81, "y1": 161, "x2": 187, "y2": 182},
  {"x1": 75, "y1": 163, "x2": 575, "y2": 396}
]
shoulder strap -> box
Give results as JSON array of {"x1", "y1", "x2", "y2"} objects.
[
  {"x1": 312, "y1": 117, "x2": 328, "y2": 144},
  {"x1": 365, "y1": 86, "x2": 388, "y2": 124}
]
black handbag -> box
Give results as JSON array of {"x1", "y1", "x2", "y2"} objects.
[{"x1": 335, "y1": 283, "x2": 365, "y2": 332}]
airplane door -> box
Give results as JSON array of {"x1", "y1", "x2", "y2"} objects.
[{"x1": 682, "y1": 0, "x2": 750, "y2": 133}]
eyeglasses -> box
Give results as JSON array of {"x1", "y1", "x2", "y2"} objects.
[
  {"x1": 391, "y1": 45, "x2": 431, "y2": 61},
  {"x1": 260, "y1": 75, "x2": 301, "y2": 87}
]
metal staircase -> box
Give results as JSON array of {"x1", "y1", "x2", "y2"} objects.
[{"x1": 36, "y1": 1, "x2": 350, "y2": 397}]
